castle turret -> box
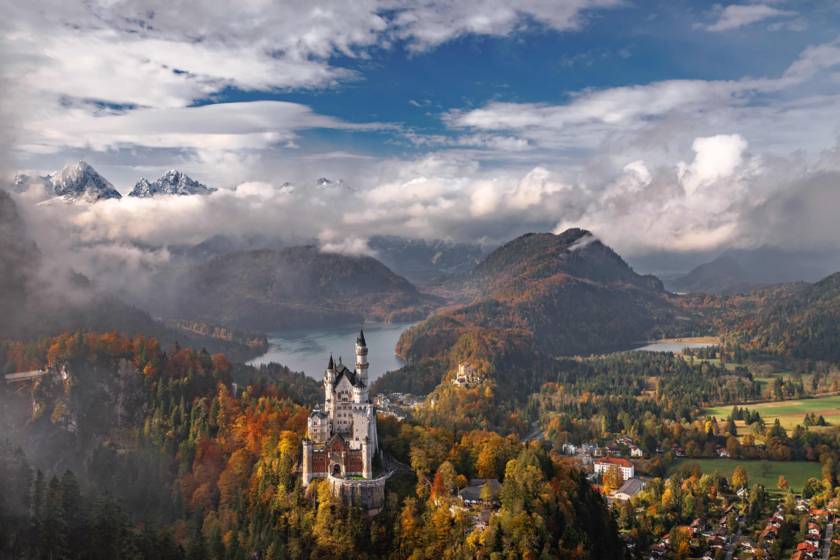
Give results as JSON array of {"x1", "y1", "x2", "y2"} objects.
[
  {"x1": 324, "y1": 355, "x2": 336, "y2": 416},
  {"x1": 355, "y1": 329, "x2": 369, "y2": 387}
]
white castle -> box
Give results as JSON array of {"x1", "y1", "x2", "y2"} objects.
[{"x1": 301, "y1": 330, "x2": 387, "y2": 511}]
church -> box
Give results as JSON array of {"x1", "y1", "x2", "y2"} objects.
[{"x1": 301, "y1": 330, "x2": 388, "y2": 511}]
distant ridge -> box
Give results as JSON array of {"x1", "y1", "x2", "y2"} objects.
[{"x1": 129, "y1": 169, "x2": 217, "y2": 197}]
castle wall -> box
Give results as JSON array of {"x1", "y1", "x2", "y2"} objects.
[{"x1": 327, "y1": 473, "x2": 389, "y2": 514}]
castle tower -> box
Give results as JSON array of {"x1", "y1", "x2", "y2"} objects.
[
  {"x1": 324, "y1": 355, "x2": 336, "y2": 415},
  {"x1": 355, "y1": 329, "x2": 369, "y2": 387}
]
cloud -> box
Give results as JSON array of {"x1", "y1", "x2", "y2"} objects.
[
  {"x1": 389, "y1": 0, "x2": 622, "y2": 52},
  {"x1": 705, "y1": 4, "x2": 796, "y2": 32},
  {"x1": 20, "y1": 100, "x2": 385, "y2": 164},
  {"x1": 5, "y1": 0, "x2": 840, "y2": 292},
  {"x1": 443, "y1": 38, "x2": 840, "y2": 162},
  {"x1": 677, "y1": 134, "x2": 749, "y2": 195}
]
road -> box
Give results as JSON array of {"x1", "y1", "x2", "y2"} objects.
[
  {"x1": 823, "y1": 521, "x2": 834, "y2": 560},
  {"x1": 524, "y1": 422, "x2": 544, "y2": 443}
]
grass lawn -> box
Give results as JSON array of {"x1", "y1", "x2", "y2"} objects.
[
  {"x1": 705, "y1": 395, "x2": 840, "y2": 432},
  {"x1": 668, "y1": 458, "x2": 821, "y2": 493}
]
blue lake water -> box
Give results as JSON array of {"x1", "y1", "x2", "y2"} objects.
[{"x1": 247, "y1": 322, "x2": 414, "y2": 382}]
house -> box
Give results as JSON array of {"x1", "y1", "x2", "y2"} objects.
[
  {"x1": 561, "y1": 443, "x2": 578, "y2": 455},
  {"x1": 593, "y1": 457, "x2": 634, "y2": 481},
  {"x1": 458, "y1": 478, "x2": 501, "y2": 506},
  {"x1": 629, "y1": 445, "x2": 644, "y2": 458},
  {"x1": 612, "y1": 478, "x2": 645, "y2": 501}
]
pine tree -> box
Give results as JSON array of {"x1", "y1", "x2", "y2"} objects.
[
  {"x1": 60, "y1": 470, "x2": 83, "y2": 558},
  {"x1": 29, "y1": 470, "x2": 45, "y2": 557},
  {"x1": 42, "y1": 475, "x2": 69, "y2": 560}
]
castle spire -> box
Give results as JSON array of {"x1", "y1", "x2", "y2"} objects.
[
  {"x1": 327, "y1": 354, "x2": 334, "y2": 370},
  {"x1": 357, "y1": 329, "x2": 366, "y2": 346}
]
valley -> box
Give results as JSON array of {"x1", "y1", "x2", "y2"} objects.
[{"x1": 4, "y1": 5, "x2": 840, "y2": 559}]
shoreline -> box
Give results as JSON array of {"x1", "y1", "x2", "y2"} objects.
[{"x1": 647, "y1": 336, "x2": 719, "y2": 345}]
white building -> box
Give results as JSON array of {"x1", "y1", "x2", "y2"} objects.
[{"x1": 593, "y1": 457, "x2": 634, "y2": 481}]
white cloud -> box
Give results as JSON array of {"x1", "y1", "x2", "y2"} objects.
[
  {"x1": 705, "y1": 4, "x2": 796, "y2": 32},
  {"x1": 21, "y1": 100, "x2": 381, "y2": 158},
  {"x1": 444, "y1": 39, "x2": 840, "y2": 161},
  {"x1": 388, "y1": 0, "x2": 622, "y2": 52},
  {"x1": 677, "y1": 134, "x2": 749, "y2": 195}
]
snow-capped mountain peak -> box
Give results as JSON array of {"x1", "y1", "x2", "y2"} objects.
[
  {"x1": 48, "y1": 161, "x2": 122, "y2": 201},
  {"x1": 128, "y1": 169, "x2": 217, "y2": 197},
  {"x1": 11, "y1": 161, "x2": 122, "y2": 202}
]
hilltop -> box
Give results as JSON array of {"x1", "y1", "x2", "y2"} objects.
[{"x1": 398, "y1": 229, "x2": 683, "y2": 365}]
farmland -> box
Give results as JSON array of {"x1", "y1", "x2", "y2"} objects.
[{"x1": 705, "y1": 395, "x2": 840, "y2": 432}]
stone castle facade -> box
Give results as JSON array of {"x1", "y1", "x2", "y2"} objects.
[{"x1": 301, "y1": 330, "x2": 387, "y2": 511}]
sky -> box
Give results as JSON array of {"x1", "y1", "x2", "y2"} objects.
[{"x1": 3, "y1": 0, "x2": 840, "y2": 272}]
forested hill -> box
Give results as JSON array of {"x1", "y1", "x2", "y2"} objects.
[
  {"x1": 171, "y1": 245, "x2": 442, "y2": 331},
  {"x1": 0, "y1": 331, "x2": 625, "y2": 559},
  {"x1": 398, "y1": 229, "x2": 688, "y2": 365},
  {"x1": 720, "y1": 271, "x2": 840, "y2": 362},
  {"x1": 469, "y1": 229, "x2": 663, "y2": 294}
]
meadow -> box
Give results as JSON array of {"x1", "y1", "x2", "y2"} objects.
[
  {"x1": 668, "y1": 458, "x2": 821, "y2": 493},
  {"x1": 706, "y1": 395, "x2": 840, "y2": 432}
]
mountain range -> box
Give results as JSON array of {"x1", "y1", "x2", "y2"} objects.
[
  {"x1": 162, "y1": 245, "x2": 442, "y2": 332},
  {"x1": 129, "y1": 169, "x2": 217, "y2": 197},
  {"x1": 669, "y1": 246, "x2": 840, "y2": 295},
  {"x1": 10, "y1": 161, "x2": 215, "y2": 201}
]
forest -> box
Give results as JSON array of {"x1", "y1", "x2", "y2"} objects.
[{"x1": 0, "y1": 331, "x2": 624, "y2": 560}]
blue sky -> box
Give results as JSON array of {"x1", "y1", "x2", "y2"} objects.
[
  {"x1": 3, "y1": 0, "x2": 840, "y2": 262},
  {"x1": 210, "y1": 0, "x2": 840, "y2": 159}
]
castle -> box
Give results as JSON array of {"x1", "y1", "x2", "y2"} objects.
[{"x1": 301, "y1": 330, "x2": 388, "y2": 511}]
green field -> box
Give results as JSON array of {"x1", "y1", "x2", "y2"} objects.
[
  {"x1": 705, "y1": 395, "x2": 840, "y2": 431},
  {"x1": 669, "y1": 458, "x2": 821, "y2": 493}
]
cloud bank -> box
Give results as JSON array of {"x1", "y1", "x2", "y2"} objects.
[{"x1": 3, "y1": 0, "x2": 840, "y2": 292}]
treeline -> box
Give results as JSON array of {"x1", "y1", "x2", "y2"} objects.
[{"x1": 0, "y1": 442, "x2": 182, "y2": 559}]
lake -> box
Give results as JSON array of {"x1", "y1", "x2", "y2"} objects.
[
  {"x1": 635, "y1": 337, "x2": 718, "y2": 353},
  {"x1": 247, "y1": 322, "x2": 414, "y2": 382}
]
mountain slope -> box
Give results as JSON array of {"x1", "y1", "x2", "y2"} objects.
[
  {"x1": 671, "y1": 246, "x2": 840, "y2": 295},
  {"x1": 722, "y1": 272, "x2": 840, "y2": 362},
  {"x1": 398, "y1": 229, "x2": 686, "y2": 365},
  {"x1": 129, "y1": 170, "x2": 217, "y2": 197},
  {"x1": 671, "y1": 254, "x2": 757, "y2": 295},
  {"x1": 172, "y1": 246, "x2": 442, "y2": 331},
  {"x1": 368, "y1": 235, "x2": 487, "y2": 285}
]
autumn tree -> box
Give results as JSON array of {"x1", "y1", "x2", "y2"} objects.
[
  {"x1": 603, "y1": 465, "x2": 624, "y2": 493},
  {"x1": 731, "y1": 465, "x2": 748, "y2": 490}
]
